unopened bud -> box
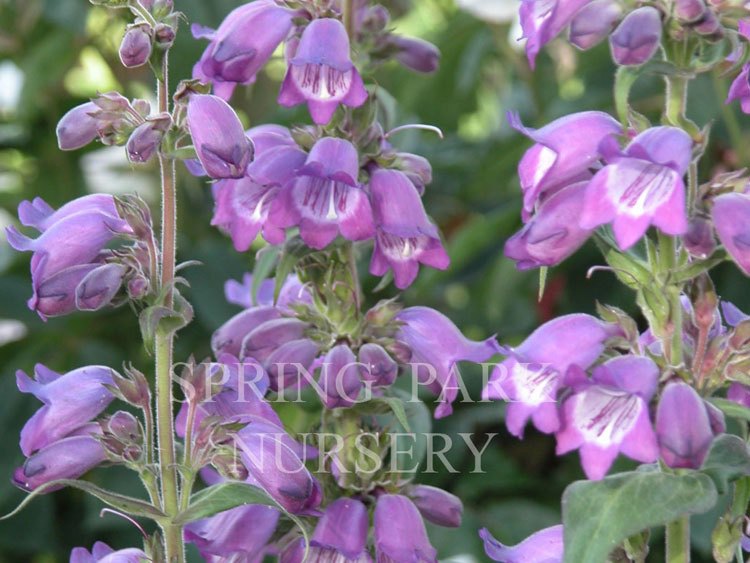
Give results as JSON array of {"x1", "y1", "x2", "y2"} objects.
[
  {"x1": 109, "y1": 364, "x2": 151, "y2": 408},
  {"x1": 119, "y1": 24, "x2": 153, "y2": 68},
  {"x1": 154, "y1": 23, "x2": 175, "y2": 49},
  {"x1": 212, "y1": 450, "x2": 249, "y2": 481},
  {"x1": 75, "y1": 262, "x2": 127, "y2": 311},
  {"x1": 674, "y1": 0, "x2": 708, "y2": 22},
  {"x1": 730, "y1": 320, "x2": 750, "y2": 350},
  {"x1": 692, "y1": 10, "x2": 724, "y2": 40},
  {"x1": 610, "y1": 7, "x2": 662, "y2": 66},
  {"x1": 683, "y1": 215, "x2": 716, "y2": 258},
  {"x1": 388, "y1": 35, "x2": 440, "y2": 73},
  {"x1": 689, "y1": 273, "x2": 718, "y2": 330},
  {"x1": 126, "y1": 112, "x2": 171, "y2": 163}
]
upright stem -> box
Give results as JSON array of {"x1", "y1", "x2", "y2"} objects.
[
  {"x1": 154, "y1": 51, "x2": 183, "y2": 563},
  {"x1": 343, "y1": 0, "x2": 355, "y2": 41},
  {"x1": 666, "y1": 515, "x2": 691, "y2": 563}
]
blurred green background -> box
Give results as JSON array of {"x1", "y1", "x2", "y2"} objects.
[{"x1": 1, "y1": 0, "x2": 749, "y2": 560}]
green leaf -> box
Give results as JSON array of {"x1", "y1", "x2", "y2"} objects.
[
  {"x1": 700, "y1": 434, "x2": 750, "y2": 494},
  {"x1": 252, "y1": 245, "x2": 280, "y2": 304},
  {"x1": 2, "y1": 479, "x2": 165, "y2": 522},
  {"x1": 173, "y1": 482, "x2": 277, "y2": 525},
  {"x1": 356, "y1": 396, "x2": 411, "y2": 432},
  {"x1": 562, "y1": 470, "x2": 718, "y2": 563},
  {"x1": 709, "y1": 398, "x2": 750, "y2": 424}
]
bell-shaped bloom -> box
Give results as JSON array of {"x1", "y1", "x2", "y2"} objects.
[
  {"x1": 359, "y1": 343, "x2": 398, "y2": 387},
  {"x1": 119, "y1": 25, "x2": 152, "y2": 68},
  {"x1": 407, "y1": 484, "x2": 463, "y2": 528},
  {"x1": 285, "y1": 498, "x2": 372, "y2": 563},
  {"x1": 6, "y1": 194, "x2": 132, "y2": 319},
  {"x1": 369, "y1": 169, "x2": 449, "y2": 288},
  {"x1": 374, "y1": 494, "x2": 437, "y2": 562},
  {"x1": 712, "y1": 192, "x2": 750, "y2": 275},
  {"x1": 56, "y1": 102, "x2": 100, "y2": 150},
  {"x1": 656, "y1": 381, "x2": 723, "y2": 469},
  {"x1": 278, "y1": 18, "x2": 368, "y2": 124},
  {"x1": 192, "y1": 0, "x2": 295, "y2": 99},
  {"x1": 387, "y1": 35, "x2": 440, "y2": 73},
  {"x1": 70, "y1": 541, "x2": 148, "y2": 563},
  {"x1": 13, "y1": 427, "x2": 106, "y2": 491},
  {"x1": 397, "y1": 306, "x2": 500, "y2": 418},
  {"x1": 242, "y1": 317, "x2": 310, "y2": 363},
  {"x1": 484, "y1": 314, "x2": 621, "y2": 437},
  {"x1": 727, "y1": 64, "x2": 750, "y2": 114},
  {"x1": 212, "y1": 306, "x2": 282, "y2": 358},
  {"x1": 479, "y1": 526, "x2": 563, "y2": 563},
  {"x1": 268, "y1": 137, "x2": 374, "y2": 249},
  {"x1": 580, "y1": 126, "x2": 691, "y2": 250},
  {"x1": 505, "y1": 181, "x2": 593, "y2": 270},
  {"x1": 211, "y1": 144, "x2": 306, "y2": 250},
  {"x1": 265, "y1": 338, "x2": 320, "y2": 392},
  {"x1": 318, "y1": 344, "x2": 363, "y2": 408},
  {"x1": 508, "y1": 111, "x2": 622, "y2": 220},
  {"x1": 185, "y1": 504, "x2": 279, "y2": 561},
  {"x1": 17, "y1": 364, "x2": 115, "y2": 456},
  {"x1": 556, "y1": 355, "x2": 660, "y2": 480},
  {"x1": 520, "y1": 0, "x2": 593, "y2": 67},
  {"x1": 234, "y1": 422, "x2": 321, "y2": 514},
  {"x1": 609, "y1": 7, "x2": 662, "y2": 66},
  {"x1": 187, "y1": 94, "x2": 254, "y2": 179},
  {"x1": 568, "y1": 0, "x2": 622, "y2": 50}
]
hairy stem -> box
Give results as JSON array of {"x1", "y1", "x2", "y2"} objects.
[
  {"x1": 666, "y1": 515, "x2": 691, "y2": 563},
  {"x1": 154, "y1": 51, "x2": 183, "y2": 563}
]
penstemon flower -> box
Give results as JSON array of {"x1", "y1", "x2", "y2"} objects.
[
  {"x1": 373, "y1": 494, "x2": 438, "y2": 562},
  {"x1": 479, "y1": 525, "x2": 564, "y2": 563},
  {"x1": 70, "y1": 542, "x2": 148, "y2": 563}
]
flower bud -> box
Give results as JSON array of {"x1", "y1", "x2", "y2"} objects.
[
  {"x1": 374, "y1": 495, "x2": 437, "y2": 561},
  {"x1": 318, "y1": 344, "x2": 362, "y2": 409},
  {"x1": 241, "y1": 318, "x2": 310, "y2": 362},
  {"x1": 110, "y1": 364, "x2": 151, "y2": 408},
  {"x1": 75, "y1": 262, "x2": 127, "y2": 311},
  {"x1": 693, "y1": 9, "x2": 723, "y2": 40},
  {"x1": 265, "y1": 338, "x2": 319, "y2": 392},
  {"x1": 361, "y1": 5, "x2": 390, "y2": 33},
  {"x1": 712, "y1": 192, "x2": 750, "y2": 275},
  {"x1": 154, "y1": 23, "x2": 176, "y2": 49},
  {"x1": 119, "y1": 24, "x2": 153, "y2": 68},
  {"x1": 407, "y1": 484, "x2": 463, "y2": 527},
  {"x1": 56, "y1": 102, "x2": 99, "y2": 150},
  {"x1": 610, "y1": 7, "x2": 662, "y2": 66},
  {"x1": 126, "y1": 112, "x2": 171, "y2": 163},
  {"x1": 569, "y1": 0, "x2": 622, "y2": 50},
  {"x1": 397, "y1": 152, "x2": 432, "y2": 194},
  {"x1": 100, "y1": 411, "x2": 143, "y2": 462},
  {"x1": 388, "y1": 35, "x2": 440, "y2": 73},
  {"x1": 675, "y1": 0, "x2": 708, "y2": 22},
  {"x1": 683, "y1": 215, "x2": 716, "y2": 258},
  {"x1": 358, "y1": 343, "x2": 398, "y2": 387}
]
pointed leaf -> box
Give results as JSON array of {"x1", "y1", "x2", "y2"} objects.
[
  {"x1": 173, "y1": 482, "x2": 277, "y2": 524},
  {"x1": 700, "y1": 434, "x2": 750, "y2": 494},
  {"x1": 709, "y1": 398, "x2": 750, "y2": 424}
]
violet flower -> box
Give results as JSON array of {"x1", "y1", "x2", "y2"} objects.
[
  {"x1": 508, "y1": 111, "x2": 621, "y2": 220},
  {"x1": 278, "y1": 18, "x2": 368, "y2": 125},
  {"x1": 407, "y1": 484, "x2": 463, "y2": 528},
  {"x1": 369, "y1": 168, "x2": 449, "y2": 288},
  {"x1": 479, "y1": 526, "x2": 563, "y2": 563},
  {"x1": 184, "y1": 504, "x2": 279, "y2": 561},
  {"x1": 609, "y1": 7, "x2": 662, "y2": 66},
  {"x1": 17, "y1": 364, "x2": 115, "y2": 456},
  {"x1": 556, "y1": 355, "x2": 660, "y2": 480},
  {"x1": 580, "y1": 126, "x2": 692, "y2": 250},
  {"x1": 712, "y1": 192, "x2": 750, "y2": 275},
  {"x1": 358, "y1": 342, "x2": 398, "y2": 387},
  {"x1": 568, "y1": 0, "x2": 622, "y2": 50},
  {"x1": 656, "y1": 381, "x2": 724, "y2": 469},
  {"x1": 727, "y1": 64, "x2": 750, "y2": 114},
  {"x1": 119, "y1": 24, "x2": 152, "y2": 68},
  {"x1": 728, "y1": 383, "x2": 750, "y2": 408},
  {"x1": 318, "y1": 344, "x2": 363, "y2": 408},
  {"x1": 374, "y1": 494, "x2": 437, "y2": 562},
  {"x1": 519, "y1": 0, "x2": 593, "y2": 68},
  {"x1": 56, "y1": 102, "x2": 100, "y2": 150},
  {"x1": 483, "y1": 314, "x2": 621, "y2": 437},
  {"x1": 192, "y1": 0, "x2": 295, "y2": 99},
  {"x1": 387, "y1": 35, "x2": 440, "y2": 73},
  {"x1": 505, "y1": 181, "x2": 594, "y2": 269},
  {"x1": 70, "y1": 542, "x2": 148, "y2": 563},
  {"x1": 397, "y1": 306, "x2": 500, "y2": 418},
  {"x1": 268, "y1": 137, "x2": 374, "y2": 249},
  {"x1": 186, "y1": 94, "x2": 254, "y2": 179}
]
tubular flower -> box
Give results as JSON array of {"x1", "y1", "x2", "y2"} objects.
[
  {"x1": 479, "y1": 526, "x2": 563, "y2": 563},
  {"x1": 70, "y1": 542, "x2": 148, "y2": 563},
  {"x1": 609, "y1": 7, "x2": 662, "y2": 66},
  {"x1": 519, "y1": 0, "x2": 593, "y2": 68},
  {"x1": 374, "y1": 494, "x2": 437, "y2": 562},
  {"x1": 712, "y1": 192, "x2": 750, "y2": 275}
]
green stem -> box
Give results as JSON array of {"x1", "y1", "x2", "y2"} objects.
[
  {"x1": 658, "y1": 233, "x2": 683, "y2": 366},
  {"x1": 343, "y1": 0, "x2": 355, "y2": 40},
  {"x1": 346, "y1": 243, "x2": 362, "y2": 311},
  {"x1": 712, "y1": 69, "x2": 746, "y2": 167},
  {"x1": 666, "y1": 515, "x2": 691, "y2": 563},
  {"x1": 665, "y1": 75, "x2": 701, "y2": 141},
  {"x1": 155, "y1": 51, "x2": 183, "y2": 563}
]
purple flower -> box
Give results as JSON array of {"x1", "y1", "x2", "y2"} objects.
[
  {"x1": 556, "y1": 355, "x2": 660, "y2": 480},
  {"x1": 268, "y1": 137, "x2": 374, "y2": 249},
  {"x1": 505, "y1": 181, "x2": 594, "y2": 269},
  {"x1": 6, "y1": 194, "x2": 131, "y2": 319},
  {"x1": 285, "y1": 498, "x2": 372, "y2": 562},
  {"x1": 727, "y1": 64, "x2": 750, "y2": 114},
  {"x1": 674, "y1": 0, "x2": 709, "y2": 22},
  {"x1": 223, "y1": 272, "x2": 310, "y2": 310},
  {"x1": 56, "y1": 102, "x2": 100, "y2": 150},
  {"x1": 579, "y1": 126, "x2": 691, "y2": 249},
  {"x1": 369, "y1": 168, "x2": 449, "y2": 288},
  {"x1": 242, "y1": 317, "x2": 310, "y2": 363},
  {"x1": 728, "y1": 383, "x2": 750, "y2": 408},
  {"x1": 484, "y1": 314, "x2": 621, "y2": 437},
  {"x1": 374, "y1": 494, "x2": 437, "y2": 562},
  {"x1": 508, "y1": 111, "x2": 621, "y2": 220},
  {"x1": 609, "y1": 7, "x2": 662, "y2": 66},
  {"x1": 278, "y1": 18, "x2": 368, "y2": 125},
  {"x1": 265, "y1": 337, "x2": 320, "y2": 392},
  {"x1": 70, "y1": 541, "x2": 148, "y2": 563},
  {"x1": 358, "y1": 343, "x2": 398, "y2": 387},
  {"x1": 13, "y1": 426, "x2": 106, "y2": 491},
  {"x1": 184, "y1": 504, "x2": 279, "y2": 561},
  {"x1": 479, "y1": 526, "x2": 563, "y2": 563},
  {"x1": 187, "y1": 94, "x2": 254, "y2": 179},
  {"x1": 387, "y1": 35, "x2": 440, "y2": 73},
  {"x1": 568, "y1": 0, "x2": 622, "y2": 50},
  {"x1": 656, "y1": 381, "x2": 724, "y2": 469},
  {"x1": 407, "y1": 484, "x2": 463, "y2": 528},
  {"x1": 126, "y1": 113, "x2": 170, "y2": 163},
  {"x1": 683, "y1": 215, "x2": 716, "y2": 259},
  {"x1": 211, "y1": 144, "x2": 306, "y2": 250},
  {"x1": 397, "y1": 306, "x2": 500, "y2": 418},
  {"x1": 519, "y1": 0, "x2": 593, "y2": 68},
  {"x1": 212, "y1": 306, "x2": 283, "y2": 358},
  {"x1": 318, "y1": 344, "x2": 363, "y2": 408},
  {"x1": 17, "y1": 364, "x2": 115, "y2": 456},
  {"x1": 712, "y1": 192, "x2": 750, "y2": 275},
  {"x1": 119, "y1": 24, "x2": 152, "y2": 68},
  {"x1": 192, "y1": 0, "x2": 295, "y2": 99}
]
